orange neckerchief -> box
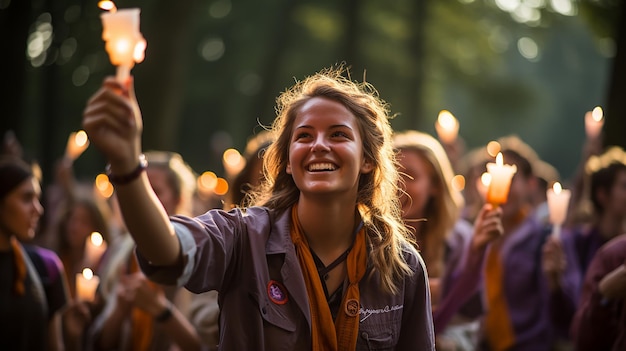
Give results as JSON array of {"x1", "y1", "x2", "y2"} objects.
[
  {"x1": 483, "y1": 244, "x2": 515, "y2": 351},
  {"x1": 10, "y1": 237, "x2": 26, "y2": 296},
  {"x1": 129, "y1": 255, "x2": 160, "y2": 351},
  {"x1": 290, "y1": 205, "x2": 367, "y2": 351}
]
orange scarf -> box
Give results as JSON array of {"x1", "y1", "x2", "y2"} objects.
[
  {"x1": 10, "y1": 237, "x2": 26, "y2": 296},
  {"x1": 484, "y1": 245, "x2": 515, "y2": 351},
  {"x1": 129, "y1": 255, "x2": 161, "y2": 351},
  {"x1": 290, "y1": 205, "x2": 367, "y2": 351}
]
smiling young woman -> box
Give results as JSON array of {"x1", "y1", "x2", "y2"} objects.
[{"x1": 82, "y1": 65, "x2": 435, "y2": 350}]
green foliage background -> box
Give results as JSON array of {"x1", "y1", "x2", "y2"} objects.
[{"x1": 1, "y1": 0, "x2": 621, "y2": 186}]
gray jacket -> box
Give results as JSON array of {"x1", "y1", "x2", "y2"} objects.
[{"x1": 138, "y1": 206, "x2": 435, "y2": 350}]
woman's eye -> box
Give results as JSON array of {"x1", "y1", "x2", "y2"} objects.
[
  {"x1": 294, "y1": 132, "x2": 311, "y2": 140},
  {"x1": 331, "y1": 131, "x2": 349, "y2": 138}
]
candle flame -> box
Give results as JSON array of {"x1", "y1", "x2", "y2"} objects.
[
  {"x1": 75, "y1": 130, "x2": 89, "y2": 147},
  {"x1": 94, "y1": 174, "x2": 114, "y2": 198},
  {"x1": 553, "y1": 182, "x2": 562, "y2": 194},
  {"x1": 223, "y1": 148, "x2": 242, "y2": 165},
  {"x1": 481, "y1": 172, "x2": 492, "y2": 187},
  {"x1": 592, "y1": 106, "x2": 604, "y2": 122},
  {"x1": 437, "y1": 110, "x2": 458, "y2": 130},
  {"x1": 82, "y1": 268, "x2": 94, "y2": 280},
  {"x1": 223, "y1": 148, "x2": 246, "y2": 175},
  {"x1": 214, "y1": 178, "x2": 229, "y2": 196},
  {"x1": 451, "y1": 175, "x2": 466, "y2": 191},
  {"x1": 90, "y1": 232, "x2": 104, "y2": 247},
  {"x1": 198, "y1": 171, "x2": 218, "y2": 191},
  {"x1": 487, "y1": 141, "x2": 501, "y2": 157},
  {"x1": 98, "y1": 0, "x2": 117, "y2": 13},
  {"x1": 495, "y1": 152, "x2": 503, "y2": 166},
  {"x1": 95, "y1": 174, "x2": 110, "y2": 191}
]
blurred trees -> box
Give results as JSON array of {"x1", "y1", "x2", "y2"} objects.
[{"x1": 0, "y1": 0, "x2": 622, "y2": 186}]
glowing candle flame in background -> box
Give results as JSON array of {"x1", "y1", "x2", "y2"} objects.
[
  {"x1": 65, "y1": 130, "x2": 90, "y2": 160},
  {"x1": 585, "y1": 106, "x2": 604, "y2": 139},
  {"x1": 435, "y1": 110, "x2": 460, "y2": 144}
]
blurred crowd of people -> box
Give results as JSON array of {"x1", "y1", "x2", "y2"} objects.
[{"x1": 1, "y1": 66, "x2": 625, "y2": 351}]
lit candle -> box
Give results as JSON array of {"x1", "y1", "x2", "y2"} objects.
[
  {"x1": 197, "y1": 171, "x2": 218, "y2": 196},
  {"x1": 65, "y1": 130, "x2": 90, "y2": 161},
  {"x1": 485, "y1": 152, "x2": 517, "y2": 206},
  {"x1": 76, "y1": 268, "x2": 100, "y2": 302},
  {"x1": 584, "y1": 106, "x2": 604, "y2": 139},
  {"x1": 100, "y1": 2, "x2": 146, "y2": 83},
  {"x1": 222, "y1": 149, "x2": 246, "y2": 177},
  {"x1": 94, "y1": 174, "x2": 114, "y2": 199},
  {"x1": 451, "y1": 174, "x2": 466, "y2": 192},
  {"x1": 84, "y1": 232, "x2": 107, "y2": 267},
  {"x1": 546, "y1": 182, "x2": 571, "y2": 240},
  {"x1": 435, "y1": 110, "x2": 459, "y2": 144}
]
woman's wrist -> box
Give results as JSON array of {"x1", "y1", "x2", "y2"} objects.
[
  {"x1": 154, "y1": 300, "x2": 173, "y2": 323},
  {"x1": 106, "y1": 154, "x2": 147, "y2": 186}
]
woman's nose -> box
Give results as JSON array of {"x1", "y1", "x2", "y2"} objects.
[{"x1": 311, "y1": 135, "x2": 330, "y2": 153}]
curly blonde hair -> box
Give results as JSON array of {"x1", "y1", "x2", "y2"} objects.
[{"x1": 250, "y1": 66, "x2": 415, "y2": 294}]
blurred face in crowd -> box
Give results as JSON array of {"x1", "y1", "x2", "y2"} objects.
[
  {"x1": 147, "y1": 167, "x2": 180, "y2": 216},
  {"x1": 397, "y1": 148, "x2": 436, "y2": 221},
  {"x1": 501, "y1": 171, "x2": 536, "y2": 223},
  {"x1": 600, "y1": 169, "x2": 626, "y2": 218},
  {"x1": 66, "y1": 203, "x2": 97, "y2": 250},
  {"x1": 0, "y1": 178, "x2": 43, "y2": 243}
]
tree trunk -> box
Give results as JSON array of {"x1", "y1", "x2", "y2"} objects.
[{"x1": 134, "y1": 0, "x2": 195, "y2": 151}]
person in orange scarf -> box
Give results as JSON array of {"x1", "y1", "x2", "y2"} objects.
[
  {"x1": 82, "y1": 65, "x2": 435, "y2": 350},
  {"x1": 0, "y1": 156, "x2": 70, "y2": 350}
]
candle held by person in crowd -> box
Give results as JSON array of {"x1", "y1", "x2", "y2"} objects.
[
  {"x1": 435, "y1": 110, "x2": 459, "y2": 144},
  {"x1": 85, "y1": 232, "x2": 107, "y2": 267},
  {"x1": 76, "y1": 268, "x2": 100, "y2": 302},
  {"x1": 585, "y1": 106, "x2": 604, "y2": 139},
  {"x1": 65, "y1": 130, "x2": 89, "y2": 161},
  {"x1": 100, "y1": 2, "x2": 146, "y2": 83},
  {"x1": 546, "y1": 182, "x2": 571, "y2": 240},
  {"x1": 485, "y1": 152, "x2": 517, "y2": 206}
]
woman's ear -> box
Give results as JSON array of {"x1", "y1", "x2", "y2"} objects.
[
  {"x1": 286, "y1": 162, "x2": 292, "y2": 175},
  {"x1": 361, "y1": 159, "x2": 374, "y2": 174}
]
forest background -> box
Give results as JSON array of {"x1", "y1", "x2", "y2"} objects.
[{"x1": 1, "y1": 0, "x2": 624, "y2": 190}]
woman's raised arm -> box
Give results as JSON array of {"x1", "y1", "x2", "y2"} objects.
[{"x1": 82, "y1": 77, "x2": 180, "y2": 265}]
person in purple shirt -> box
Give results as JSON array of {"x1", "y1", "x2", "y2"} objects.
[
  {"x1": 479, "y1": 140, "x2": 555, "y2": 351},
  {"x1": 571, "y1": 234, "x2": 626, "y2": 351},
  {"x1": 393, "y1": 130, "x2": 503, "y2": 350},
  {"x1": 543, "y1": 147, "x2": 626, "y2": 346},
  {"x1": 82, "y1": 66, "x2": 436, "y2": 350}
]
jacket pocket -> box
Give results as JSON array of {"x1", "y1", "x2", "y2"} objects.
[{"x1": 249, "y1": 291, "x2": 297, "y2": 332}]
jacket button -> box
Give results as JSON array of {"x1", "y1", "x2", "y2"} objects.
[{"x1": 361, "y1": 332, "x2": 369, "y2": 339}]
